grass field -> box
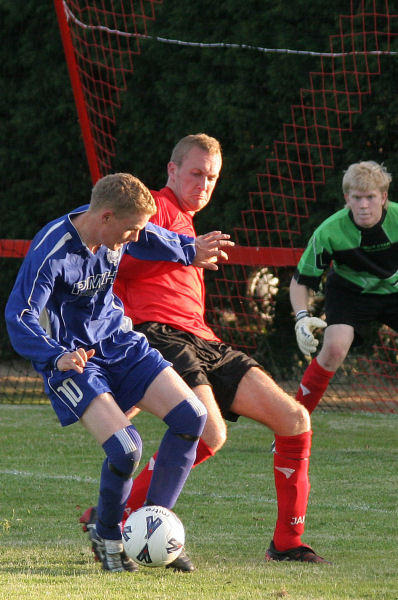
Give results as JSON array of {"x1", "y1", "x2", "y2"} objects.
[{"x1": 0, "y1": 404, "x2": 397, "y2": 600}]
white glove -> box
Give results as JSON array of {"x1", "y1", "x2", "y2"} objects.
[{"x1": 294, "y1": 313, "x2": 327, "y2": 355}]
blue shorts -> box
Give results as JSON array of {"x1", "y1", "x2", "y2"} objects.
[{"x1": 42, "y1": 330, "x2": 170, "y2": 426}]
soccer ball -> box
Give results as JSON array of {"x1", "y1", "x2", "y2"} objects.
[{"x1": 122, "y1": 505, "x2": 185, "y2": 567}]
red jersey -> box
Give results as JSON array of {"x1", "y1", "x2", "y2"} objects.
[{"x1": 114, "y1": 187, "x2": 220, "y2": 341}]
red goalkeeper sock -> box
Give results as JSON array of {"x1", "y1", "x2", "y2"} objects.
[
  {"x1": 121, "y1": 437, "x2": 215, "y2": 526},
  {"x1": 296, "y1": 357, "x2": 334, "y2": 414},
  {"x1": 272, "y1": 430, "x2": 312, "y2": 551}
]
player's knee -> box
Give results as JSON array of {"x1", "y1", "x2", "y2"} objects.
[
  {"x1": 320, "y1": 341, "x2": 348, "y2": 369},
  {"x1": 103, "y1": 424, "x2": 142, "y2": 479},
  {"x1": 164, "y1": 396, "x2": 207, "y2": 440},
  {"x1": 278, "y1": 399, "x2": 310, "y2": 435},
  {"x1": 202, "y1": 421, "x2": 227, "y2": 453},
  {"x1": 297, "y1": 402, "x2": 311, "y2": 430},
  {"x1": 288, "y1": 401, "x2": 311, "y2": 434},
  {"x1": 213, "y1": 427, "x2": 227, "y2": 452}
]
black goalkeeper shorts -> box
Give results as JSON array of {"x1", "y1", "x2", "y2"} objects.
[
  {"x1": 325, "y1": 281, "x2": 398, "y2": 344},
  {"x1": 134, "y1": 322, "x2": 261, "y2": 422}
]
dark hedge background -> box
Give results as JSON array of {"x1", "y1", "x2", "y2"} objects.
[{"x1": 1, "y1": 0, "x2": 398, "y2": 368}]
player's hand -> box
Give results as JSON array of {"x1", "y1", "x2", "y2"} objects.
[
  {"x1": 294, "y1": 316, "x2": 327, "y2": 355},
  {"x1": 193, "y1": 231, "x2": 234, "y2": 270},
  {"x1": 56, "y1": 348, "x2": 96, "y2": 373}
]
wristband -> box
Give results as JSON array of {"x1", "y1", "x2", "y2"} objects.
[{"x1": 295, "y1": 310, "x2": 309, "y2": 322}]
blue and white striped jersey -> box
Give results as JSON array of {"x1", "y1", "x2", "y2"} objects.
[{"x1": 5, "y1": 204, "x2": 196, "y2": 373}]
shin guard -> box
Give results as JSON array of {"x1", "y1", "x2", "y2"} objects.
[
  {"x1": 273, "y1": 430, "x2": 312, "y2": 551},
  {"x1": 146, "y1": 397, "x2": 206, "y2": 509},
  {"x1": 122, "y1": 437, "x2": 215, "y2": 525},
  {"x1": 97, "y1": 425, "x2": 142, "y2": 540},
  {"x1": 296, "y1": 358, "x2": 334, "y2": 414}
]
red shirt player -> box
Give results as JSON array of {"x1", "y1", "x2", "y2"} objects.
[{"x1": 81, "y1": 134, "x2": 330, "y2": 569}]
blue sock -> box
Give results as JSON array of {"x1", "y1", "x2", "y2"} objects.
[
  {"x1": 97, "y1": 459, "x2": 133, "y2": 540},
  {"x1": 97, "y1": 425, "x2": 142, "y2": 540},
  {"x1": 146, "y1": 397, "x2": 206, "y2": 508}
]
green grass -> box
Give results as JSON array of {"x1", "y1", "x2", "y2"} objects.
[{"x1": 0, "y1": 405, "x2": 397, "y2": 600}]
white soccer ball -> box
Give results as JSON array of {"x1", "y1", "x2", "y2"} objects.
[{"x1": 122, "y1": 505, "x2": 185, "y2": 567}]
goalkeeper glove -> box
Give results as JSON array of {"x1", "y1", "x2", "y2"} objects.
[{"x1": 294, "y1": 310, "x2": 327, "y2": 356}]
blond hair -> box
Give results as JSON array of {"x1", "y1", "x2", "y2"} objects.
[
  {"x1": 170, "y1": 133, "x2": 222, "y2": 166},
  {"x1": 90, "y1": 173, "x2": 157, "y2": 217},
  {"x1": 342, "y1": 161, "x2": 392, "y2": 194}
]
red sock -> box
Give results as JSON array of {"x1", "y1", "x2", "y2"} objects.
[
  {"x1": 121, "y1": 438, "x2": 215, "y2": 526},
  {"x1": 194, "y1": 437, "x2": 216, "y2": 465},
  {"x1": 296, "y1": 357, "x2": 334, "y2": 414},
  {"x1": 272, "y1": 430, "x2": 312, "y2": 551}
]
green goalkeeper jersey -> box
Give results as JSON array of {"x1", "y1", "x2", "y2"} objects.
[{"x1": 295, "y1": 202, "x2": 398, "y2": 295}]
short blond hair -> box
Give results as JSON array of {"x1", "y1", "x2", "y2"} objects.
[
  {"x1": 170, "y1": 133, "x2": 222, "y2": 166},
  {"x1": 342, "y1": 161, "x2": 392, "y2": 194},
  {"x1": 90, "y1": 173, "x2": 157, "y2": 217}
]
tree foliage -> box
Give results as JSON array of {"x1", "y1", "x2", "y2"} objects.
[{"x1": 1, "y1": 0, "x2": 398, "y2": 364}]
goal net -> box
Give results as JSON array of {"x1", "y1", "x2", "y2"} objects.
[{"x1": 1, "y1": 0, "x2": 397, "y2": 413}]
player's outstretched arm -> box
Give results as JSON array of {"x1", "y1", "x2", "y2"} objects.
[
  {"x1": 193, "y1": 231, "x2": 234, "y2": 270},
  {"x1": 127, "y1": 223, "x2": 233, "y2": 270}
]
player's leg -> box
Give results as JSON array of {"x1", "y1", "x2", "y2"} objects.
[
  {"x1": 304, "y1": 290, "x2": 398, "y2": 415},
  {"x1": 123, "y1": 383, "x2": 223, "y2": 519},
  {"x1": 80, "y1": 392, "x2": 142, "y2": 572},
  {"x1": 79, "y1": 327, "x2": 209, "y2": 572},
  {"x1": 122, "y1": 324, "x2": 226, "y2": 520},
  {"x1": 80, "y1": 363, "x2": 206, "y2": 571},
  {"x1": 231, "y1": 367, "x2": 308, "y2": 434},
  {"x1": 137, "y1": 322, "x2": 227, "y2": 455},
  {"x1": 136, "y1": 366, "x2": 207, "y2": 509},
  {"x1": 230, "y1": 367, "x2": 329, "y2": 563},
  {"x1": 193, "y1": 384, "x2": 228, "y2": 452},
  {"x1": 132, "y1": 366, "x2": 207, "y2": 573},
  {"x1": 297, "y1": 281, "x2": 361, "y2": 414},
  {"x1": 46, "y1": 360, "x2": 143, "y2": 572},
  {"x1": 296, "y1": 324, "x2": 354, "y2": 413}
]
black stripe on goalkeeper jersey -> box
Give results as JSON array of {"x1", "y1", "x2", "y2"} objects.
[
  {"x1": 294, "y1": 208, "x2": 398, "y2": 292},
  {"x1": 331, "y1": 229, "x2": 398, "y2": 280}
]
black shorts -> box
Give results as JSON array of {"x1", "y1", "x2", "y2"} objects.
[
  {"x1": 325, "y1": 281, "x2": 398, "y2": 344},
  {"x1": 135, "y1": 322, "x2": 261, "y2": 422}
]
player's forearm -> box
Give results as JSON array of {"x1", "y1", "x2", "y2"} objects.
[
  {"x1": 289, "y1": 277, "x2": 311, "y2": 315},
  {"x1": 127, "y1": 222, "x2": 196, "y2": 265},
  {"x1": 5, "y1": 302, "x2": 66, "y2": 371}
]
